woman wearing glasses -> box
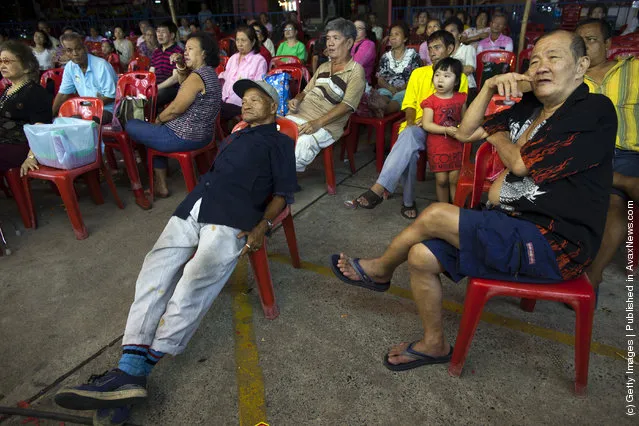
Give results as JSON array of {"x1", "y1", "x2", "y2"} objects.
[
  {"x1": 0, "y1": 41, "x2": 52, "y2": 174},
  {"x1": 351, "y1": 19, "x2": 377, "y2": 85},
  {"x1": 276, "y1": 21, "x2": 307, "y2": 62}
]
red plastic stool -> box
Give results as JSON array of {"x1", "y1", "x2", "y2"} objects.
[
  {"x1": 346, "y1": 111, "x2": 404, "y2": 173},
  {"x1": 448, "y1": 274, "x2": 596, "y2": 395},
  {"x1": 321, "y1": 145, "x2": 337, "y2": 195},
  {"x1": 146, "y1": 139, "x2": 218, "y2": 197}
]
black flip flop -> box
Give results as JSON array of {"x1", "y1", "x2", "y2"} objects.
[
  {"x1": 329, "y1": 254, "x2": 390, "y2": 292},
  {"x1": 383, "y1": 341, "x2": 454, "y2": 371},
  {"x1": 400, "y1": 203, "x2": 418, "y2": 220}
]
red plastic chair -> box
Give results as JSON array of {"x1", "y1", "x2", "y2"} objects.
[
  {"x1": 607, "y1": 48, "x2": 639, "y2": 60},
  {"x1": 476, "y1": 50, "x2": 517, "y2": 88},
  {"x1": 560, "y1": 4, "x2": 582, "y2": 31},
  {"x1": 127, "y1": 56, "x2": 150, "y2": 72},
  {"x1": 527, "y1": 23, "x2": 544, "y2": 33},
  {"x1": 102, "y1": 72, "x2": 157, "y2": 209},
  {"x1": 0, "y1": 168, "x2": 35, "y2": 229},
  {"x1": 146, "y1": 115, "x2": 222, "y2": 197},
  {"x1": 453, "y1": 95, "x2": 515, "y2": 207},
  {"x1": 517, "y1": 47, "x2": 533, "y2": 73},
  {"x1": 230, "y1": 117, "x2": 302, "y2": 319},
  {"x1": 345, "y1": 111, "x2": 405, "y2": 173},
  {"x1": 267, "y1": 66, "x2": 303, "y2": 98},
  {"x1": 219, "y1": 37, "x2": 236, "y2": 55},
  {"x1": 448, "y1": 142, "x2": 597, "y2": 395},
  {"x1": 39, "y1": 68, "x2": 64, "y2": 96},
  {"x1": 270, "y1": 55, "x2": 303, "y2": 69},
  {"x1": 22, "y1": 98, "x2": 124, "y2": 240},
  {"x1": 305, "y1": 38, "x2": 317, "y2": 66}
]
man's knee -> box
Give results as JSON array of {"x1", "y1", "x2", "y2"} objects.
[
  {"x1": 396, "y1": 126, "x2": 425, "y2": 150},
  {"x1": 416, "y1": 202, "x2": 453, "y2": 229},
  {"x1": 407, "y1": 243, "x2": 442, "y2": 276}
]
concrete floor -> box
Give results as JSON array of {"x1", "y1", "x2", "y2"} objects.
[{"x1": 0, "y1": 137, "x2": 634, "y2": 425}]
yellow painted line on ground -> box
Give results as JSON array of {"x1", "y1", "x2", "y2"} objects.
[
  {"x1": 268, "y1": 253, "x2": 625, "y2": 361},
  {"x1": 231, "y1": 258, "x2": 268, "y2": 426}
]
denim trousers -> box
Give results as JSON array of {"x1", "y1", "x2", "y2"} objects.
[
  {"x1": 376, "y1": 125, "x2": 427, "y2": 207},
  {"x1": 126, "y1": 119, "x2": 209, "y2": 169},
  {"x1": 122, "y1": 199, "x2": 245, "y2": 355}
]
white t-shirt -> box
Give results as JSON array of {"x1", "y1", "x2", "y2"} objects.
[
  {"x1": 452, "y1": 43, "x2": 477, "y2": 88},
  {"x1": 32, "y1": 47, "x2": 55, "y2": 71}
]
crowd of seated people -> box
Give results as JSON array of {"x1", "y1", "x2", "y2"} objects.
[{"x1": 0, "y1": 5, "x2": 635, "y2": 278}]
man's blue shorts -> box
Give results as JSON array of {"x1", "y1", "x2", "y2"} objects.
[
  {"x1": 423, "y1": 208, "x2": 563, "y2": 284},
  {"x1": 612, "y1": 148, "x2": 639, "y2": 200}
]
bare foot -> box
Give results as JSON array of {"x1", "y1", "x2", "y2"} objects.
[
  {"x1": 336, "y1": 253, "x2": 392, "y2": 283},
  {"x1": 385, "y1": 340, "x2": 451, "y2": 366}
]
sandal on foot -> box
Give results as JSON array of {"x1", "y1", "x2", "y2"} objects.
[
  {"x1": 351, "y1": 189, "x2": 384, "y2": 209},
  {"x1": 400, "y1": 203, "x2": 418, "y2": 220},
  {"x1": 330, "y1": 254, "x2": 390, "y2": 292},
  {"x1": 383, "y1": 341, "x2": 453, "y2": 371}
]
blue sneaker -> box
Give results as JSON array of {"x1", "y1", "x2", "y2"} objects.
[
  {"x1": 54, "y1": 369, "x2": 147, "y2": 410},
  {"x1": 93, "y1": 405, "x2": 132, "y2": 425}
]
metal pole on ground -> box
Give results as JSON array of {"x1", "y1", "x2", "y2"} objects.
[{"x1": 517, "y1": 0, "x2": 533, "y2": 72}]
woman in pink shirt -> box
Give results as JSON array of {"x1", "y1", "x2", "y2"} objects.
[
  {"x1": 351, "y1": 19, "x2": 377, "y2": 85},
  {"x1": 219, "y1": 26, "x2": 267, "y2": 120}
]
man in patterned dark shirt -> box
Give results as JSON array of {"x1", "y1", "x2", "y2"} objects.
[{"x1": 330, "y1": 30, "x2": 617, "y2": 371}]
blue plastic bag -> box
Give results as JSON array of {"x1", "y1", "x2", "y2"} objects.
[
  {"x1": 24, "y1": 117, "x2": 99, "y2": 169},
  {"x1": 264, "y1": 71, "x2": 291, "y2": 116}
]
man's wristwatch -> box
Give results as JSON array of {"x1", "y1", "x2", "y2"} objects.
[{"x1": 27, "y1": 154, "x2": 35, "y2": 160}]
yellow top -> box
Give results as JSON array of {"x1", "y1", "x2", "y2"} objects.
[
  {"x1": 584, "y1": 57, "x2": 639, "y2": 151},
  {"x1": 399, "y1": 65, "x2": 469, "y2": 133}
]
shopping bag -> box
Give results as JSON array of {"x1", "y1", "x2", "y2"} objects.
[
  {"x1": 113, "y1": 96, "x2": 148, "y2": 130},
  {"x1": 24, "y1": 117, "x2": 99, "y2": 169},
  {"x1": 264, "y1": 71, "x2": 291, "y2": 116}
]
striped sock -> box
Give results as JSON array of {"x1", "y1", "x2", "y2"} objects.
[
  {"x1": 143, "y1": 348, "x2": 165, "y2": 376},
  {"x1": 118, "y1": 345, "x2": 149, "y2": 377}
]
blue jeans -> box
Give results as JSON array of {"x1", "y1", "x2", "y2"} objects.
[
  {"x1": 126, "y1": 119, "x2": 209, "y2": 169},
  {"x1": 376, "y1": 125, "x2": 427, "y2": 207}
]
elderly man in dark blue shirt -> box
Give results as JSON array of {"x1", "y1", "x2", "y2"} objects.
[{"x1": 54, "y1": 79, "x2": 297, "y2": 420}]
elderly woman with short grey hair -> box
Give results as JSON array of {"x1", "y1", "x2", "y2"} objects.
[{"x1": 286, "y1": 18, "x2": 366, "y2": 172}]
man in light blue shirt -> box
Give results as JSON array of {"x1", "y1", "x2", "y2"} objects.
[{"x1": 53, "y1": 32, "x2": 118, "y2": 123}]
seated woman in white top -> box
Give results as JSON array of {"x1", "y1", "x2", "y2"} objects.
[
  {"x1": 32, "y1": 30, "x2": 55, "y2": 71},
  {"x1": 444, "y1": 17, "x2": 477, "y2": 90},
  {"x1": 113, "y1": 26, "x2": 134, "y2": 69}
]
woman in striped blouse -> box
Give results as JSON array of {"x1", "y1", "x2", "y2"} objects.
[{"x1": 126, "y1": 32, "x2": 222, "y2": 198}]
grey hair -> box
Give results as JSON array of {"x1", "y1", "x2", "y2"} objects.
[
  {"x1": 60, "y1": 32, "x2": 84, "y2": 45},
  {"x1": 325, "y1": 17, "x2": 357, "y2": 42}
]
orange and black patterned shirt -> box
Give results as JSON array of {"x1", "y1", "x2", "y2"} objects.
[{"x1": 482, "y1": 83, "x2": 617, "y2": 280}]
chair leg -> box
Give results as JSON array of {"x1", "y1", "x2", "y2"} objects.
[
  {"x1": 178, "y1": 156, "x2": 198, "y2": 192},
  {"x1": 105, "y1": 147, "x2": 118, "y2": 170},
  {"x1": 100, "y1": 162, "x2": 124, "y2": 209},
  {"x1": 448, "y1": 282, "x2": 490, "y2": 377},
  {"x1": 375, "y1": 123, "x2": 385, "y2": 173},
  {"x1": 5, "y1": 169, "x2": 35, "y2": 228},
  {"x1": 248, "y1": 242, "x2": 280, "y2": 320},
  {"x1": 453, "y1": 184, "x2": 472, "y2": 208},
  {"x1": 346, "y1": 134, "x2": 357, "y2": 174},
  {"x1": 114, "y1": 135, "x2": 150, "y2": 209},
  {"x1": 281, "y1": 213, "x2": 301, "y2": 268},
  {"x1": 22, "y1": 178, "x2": 38, "y2": 229},
  {"x1": 83, "y1": 170, "x2": 105, "y2": 205},
  {"x1": 147, "y1": 151, "x2": 155, "y2": 202},
  {"x1": 520, "y1": 298, "x2": 537, "y2": 312},
  {"x1": 55, "y1": 176, "x2": 89, "y2": 240},
  {"x1": 573, "y1": 294, "x2": 595, "y2": 396},
  {"x1": 323, "y1": 146, "x2": 336, "y2": 195}
]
